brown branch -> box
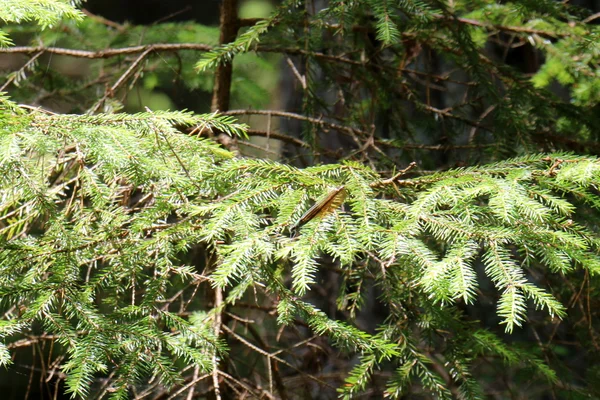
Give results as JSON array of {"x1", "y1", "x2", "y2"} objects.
[
  {"x1": 238, "y1": 139, "x2": 281, "y2": 157},
  {"x1": 421, "y1": 103, "x2": 492, "y2": 132},
  {"x1": 163, "y1": 372, "x2": 211, "y2": 400},
  {"x1": 227, "y1": 109, "x2": 495, "y2": 151},
  {"x1": 0, "y1": 43, "x2": 212, "y2": 58},
  {"x1": 0, "y1": 51, "x2": 44, "y2": 92},
  {"x1": 212, "y1": 288, "x2": 223, "y2": 400},
  {"x1": 225, "y1": 321, "x2": 289, "y2": 400},
  {"x1": 225, "y1": 109, "x2": 369, "y2": 136},
  {"x1": 583, "y1": 12, "x2": 600, "y2": 24},
  {"x1": 81, "y1": 8, "x2": 126, "y2": 33},
  {"x1": 6, "y1": 334, "x2": 59, "y2": 349},
  {"x1": 89, "y1": 47, "x2": 154, "y2": 113},
  {"x1": 222, "y1": 324, "x2": 332, "y2": 394},
  {"x1": 239, "y1": 18, "x2": 265, "y2": 27},
  {"x1": 370, "y1": 162, "x2": 417, "y2": 188},
  {"x1": 246, "y1": 128, "x2": 309, "y2": 148},
  {"x1": 259, "y1": 46, "x2": 366, "y2": 67},
  {"x1": 285, "y1": 57, "x2": 307, "y2": 90},
  {"x1": 0, "y1": 43, "x2": 474, "y2": 93},
  {"x1": 217, "y1": 370, "x2": 276, "y2": 400}
]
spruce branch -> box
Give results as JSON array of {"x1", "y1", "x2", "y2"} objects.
[{"x1": 0, "y1": 43, "x2": 213, "y2": 58}]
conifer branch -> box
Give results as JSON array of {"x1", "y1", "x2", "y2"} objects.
[
  {"x1": 0, "y1": 43, "x2": 213, "y2": 58},
  {"x1": 1, "y1": 1, "x2": 600, "y2": 398}
]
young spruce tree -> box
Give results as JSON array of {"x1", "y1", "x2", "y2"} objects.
[{"x1": 1, "y1": 0, "x2": 600, "y2": 398}]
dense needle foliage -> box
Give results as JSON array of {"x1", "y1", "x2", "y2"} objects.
[{"x1": 1, "y1": 0, "x2": 600, "y2": 399}]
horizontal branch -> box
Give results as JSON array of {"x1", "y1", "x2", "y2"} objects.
[
  {"x1": 0, "y1": 43, "x2": 477, "y2": 89},
  {"x1": 449, "y1": 15, "x2": 569, "y2": 38},
  {"x1": 0, "y1": 43, "x2": 212, "y2": 58},
  {"x1": 317, "y1": 15, "x2": 568, "y2": 39},
  {"x1": 226, "y1": 109, "x2": 495, "y2": 151},
  {"x1": 225, "y1": 109, "x2": 367, "y2": 136},
  {"x1": 246, "y1": 128, "x2": 309, "y2": 148},
  {"x1": 370, "y1": 162, "x2": 418, "y2": 188}
]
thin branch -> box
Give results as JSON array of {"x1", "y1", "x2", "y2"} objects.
[
  {"x1": 236, "y1": 320, "x2": 289, "y2": 400},
  {"x1": 89, "y1": 47, "x2": 154, "y2": 113},
  {"x1": 239, "y1": 17, "x2": 265, "y2": 27},
  {"x1": 217, "y1": 370, "x2": 276, "y2": 400},
  {"x1": 81, "y1": 8, "x2": 126, "y2": 32},
  {"x1": 0, "y1": 43, "x2": 212, "y2": 58},
  {"x1": 583, "y1": 12, "x2": 600, "y2": 24},
  {"x1": 212, "y1": 287, "x2": 223, "y2": 400},
  {"x1": 222, "y1": 324, "x2": 333, "y2": 392},
  {"x1": 6, "y1": 334, "x2": 59, "y2": 349},
  {"x1": 371, "y1": 162, "x2": 417, "y2": 188},
  {"x1": 323, "y1": 15, "x2": 568, "y2": 39},
  {"x1": 225, "y1": 109, "x2": 369, "y2": 136},
  {"x1": 246, "y1": 128, "x2": 309, "y2": 148},
  {"x1": 227, "y1": 109, "x2": 495, "y2": 151},
  {"x1": 285, "y1": 57, "x2": 307, "y2": 90},
  {"x1": 0, "y1": 51, "x2": 43, "y2": 92},
  {"x1": 165, "y1": 372, "x2": 210, "y2": 400},
  {"x1": 448, "y1": 15, "x2": 569, "y2": 38}
]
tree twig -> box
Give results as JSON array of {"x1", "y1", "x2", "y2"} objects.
[
  {"x1": 0, "y1": 43, "x2": 212, "y2": 58},
  {"x1": 81, "y1": 8, "x2": 126, "y2": 32},
  {"x1": 0, "y1": 51, "x2": 44, "y2": 92},
  {"x1": 212, "y1": 287, "x2": 223, "y2": 400},
  {"x1": 227, "y1": 109, "x2": 495, "y2": 151},
  {"x1": 89, "y1": 47, "x2": 154, "y2": 113},
  {"x1": 370, "y1": 162, "x2": 417, "y2": 188}
]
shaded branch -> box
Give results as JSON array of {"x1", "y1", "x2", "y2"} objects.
[
  {"x1": 227, "y1": 109, "x2": 496, "y2": 151},
  {"x1": 89, "y1": 47, "x2": 154, "y2": 113}
]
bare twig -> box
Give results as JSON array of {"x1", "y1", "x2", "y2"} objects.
[
  {"x1": 231, "y1": 320, "x2": 289, "y2": 400},
  {"x1": 370, "y1": 162, "x2": 417, "y2": 188},
  {"x1": 81, "y1": 9, "x2": 126, "y2": 32},
  {"x1": 6, "y1": 334, "x2": 59, "y2": 349},
  {"x1": 435, "y1": 14, "x2": 570, "y2": 38},
  {"x1": 165, "y1": 371, "x2": 210, "y2": 400},
  {"x1": 0, "y1": 51, "x2": 44, "y2": 92},
  {"x1": 88, "y1": 47, "x2": 154, "y2": 113},
  {"x1": 583, "y1": 12, "x2": 600, "y2": 24},
  {"x1": 212, "y1": 288, "x2": 223, "y2": 400},
  {"x1": 239, "y1": 17, "x2": 265, "y2": 27},
  {"x1": 222, "y1": 324, "x2": 332, "y2": 393},
  {"x1": 217, "y1": 370, "x2": 275, "y2": 399},
  {"x1": 228, "y1": 109, "x2": 494, "y2": 151},
  {"x1": 0, "y1": 43, "x2": 212, "y2": 58},
  {"x1": 245, "y1": 128, "x2": 309, "y2": 148},
  {"x1": 285, "y1": 57, "x2": 307, "y2": 89},
  {"x1": 225, "y1": 108, "x2": 369, "y2": 136}
]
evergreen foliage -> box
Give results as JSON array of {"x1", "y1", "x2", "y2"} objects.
[
  {"x1": 0, "y1": 0, "x2": 83, "y2": 47},
  {"x1": 1, "y1": 0, "x2": 600, "y2": 398}
]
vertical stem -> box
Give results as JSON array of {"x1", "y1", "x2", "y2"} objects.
[
  {"x1": 211, "y1": 0, "x2": 239, "y2": 151},
  {"x1": 210, "y1": 1, "x2": 238, "y2": 379},
  {"x1": 211, "y1": 287, "x2": 223, "y2": 400},
  {"x1": 211, "y1": 0, "x2": 239, "y2": 114}
]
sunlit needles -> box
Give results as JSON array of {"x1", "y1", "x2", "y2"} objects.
[{"x1": 291, "y1": 186, "x2": 347, "y2": 235}]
